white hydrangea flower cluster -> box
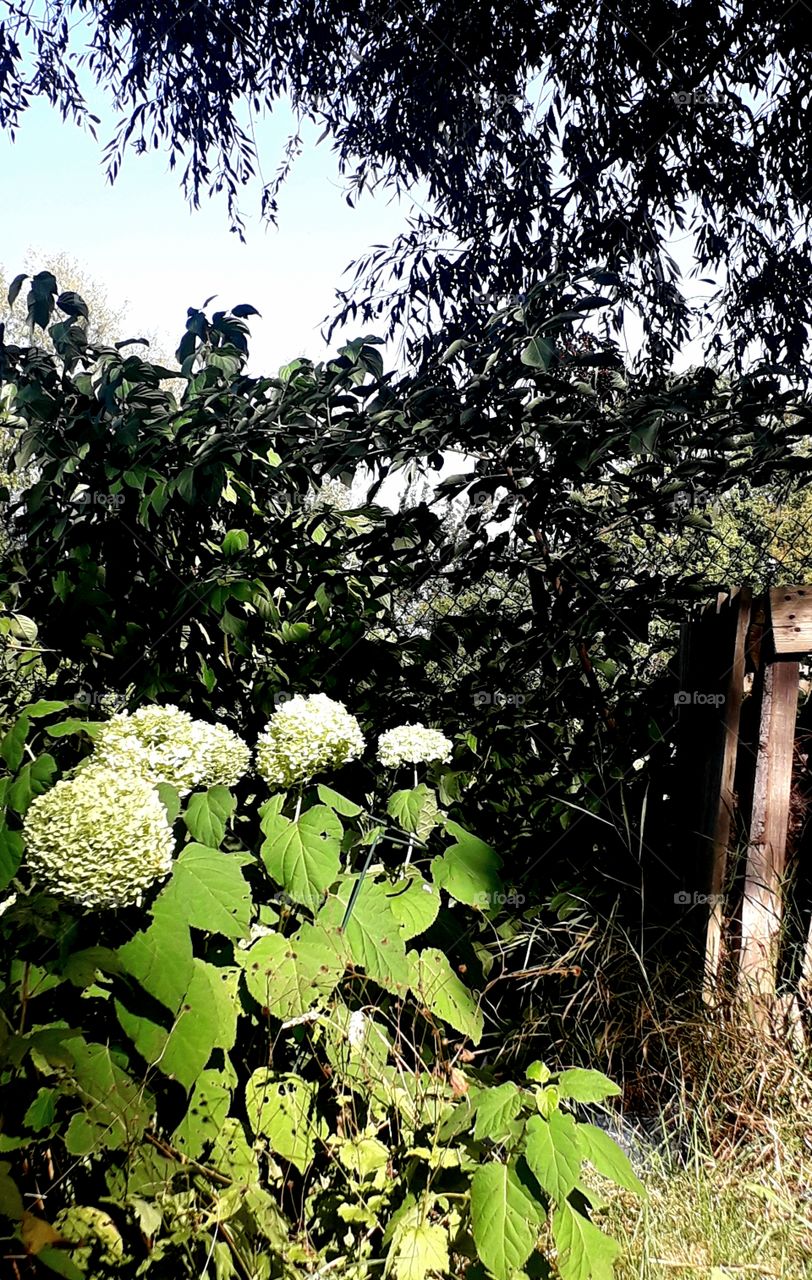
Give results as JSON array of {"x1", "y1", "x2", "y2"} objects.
[
  {"x1": 377, "y1": 723, "x2": 453, "y2": 769},
  {"x1": 23, "y1": 767, "x2": 174, "y2": 908},
  {"x1": 194, "y1": 720, "x2": 252, "y2": 787},
  {"x1": 92, "y1": 705, "x2": 250, "y2": 795},
  {"x1": 255, "y1": 693, "x2": 365, "y2": 790}
]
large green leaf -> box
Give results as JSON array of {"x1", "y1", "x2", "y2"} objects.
[
  {"x1": 430, "y1": 822, "x2": 502, "y2": 909},
  {"x1": 474, "y1": 1082, "x2": 523, "y2": 1142},
  {"x1": 172, "y1": 1070, "x2": 232, "y2": 1159},
  {"x1": 469, "y1": 1161, "x2": 542, "y2": 1280},
  {"x1": 552, "y1": 1203, "x2": 621, "y2": 1280},
  {"x1": 244, "y1": 1070, "x2": 325, "y2": 1173},
  {"x1": 320, "y1": 878, "x2": 410, "y2": 994},
  {"x1": 157, "y1": 843, "x2": 252, "y2": 940},
  {"x1": 317, "y1": 784, "x2": 362, "y2": 817},
  {"x1": 578, "y1": 1123, "x2": 645, "y2": 1197},
  {"x1": 407, "y1": 947, "x2": 483, "y2": 1043},
  {"x1": 7, "y1": 753, "x2": 56, "y2": 814},
  {"x1": 524, "y1": 1111, "x2": 582, "y2": 1203},
  {"x1": 261, "y1": 805, "x2": 342, "y2": 909},
  {"x1": 388, "y1": 1206, "x2": 450, "y2": 1280},
  {"x1": 557, "y1": 1069, "x2": 621, "y2": 1104},
  {"x1": 117, "y1": 962, "x2": 239, "y2": 1090},
  {"x1": 0, "y1": 825, "x2": 24, "y2": 890},
  {"x1": 238, "y1": 922, "x2": 346, "y2": 1019},
  {"x1": 117, "y1": 910, "x2": 194, "y2": 1013},
  {"x1": 183, "y1": 785, "x2": 236, "y2": 847},
  {"x1": 62, "y1": 1040, "x2": 151, "y2": 1155},
  {"x1": 387, "y1": 784, "x2": 439, "y2": 839},
  {"x1": 0, "y1": 713, "x2": 29, "y2": 771},
  {"x1": 386, "y1": 871, "x2": 440, "y2": 940}
]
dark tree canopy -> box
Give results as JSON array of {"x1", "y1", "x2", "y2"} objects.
[{"x1": 3, "y1": 1, "x2": 812, "y2": 367}]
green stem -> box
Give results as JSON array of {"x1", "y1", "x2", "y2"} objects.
[{"x1": 403, "y1": 764, "x2": 419, "y2": 868}]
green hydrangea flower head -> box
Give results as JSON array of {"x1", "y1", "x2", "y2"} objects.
[
  {"x1": 255, "y1": 693, "x2": 365, "y2": 790},
  {"x1": 92, "y1": 705, "x2": 250, "y2": 794},
  {"x1": 377, "y1": 723, "x2": 453, "y2": 768},
  {"x1": 23, "y1": 767, "x2": 175, "y2": 908},
  {"x1": 194, "y1": 720, "x2": 252, "y2": 788}
]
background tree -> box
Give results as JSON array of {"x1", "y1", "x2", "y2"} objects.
[
  {"x1": 2, "y1": 2, "x2": 811, "y2": 368},
  {"x1": 0, "y1": 252, "x2": 129, "y2": 349}
]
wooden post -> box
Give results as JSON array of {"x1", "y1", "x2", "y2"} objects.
[
  {"x1": 739, "y1": 659, "x2": 799, "y2": 1006},
  {"x1": 704, "y1": 586, "x2": 752, "y2": 992}
]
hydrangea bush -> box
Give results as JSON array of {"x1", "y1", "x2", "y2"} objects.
[{"x1": 0, "y1": 698, "x2": 640, "y2": 1280}]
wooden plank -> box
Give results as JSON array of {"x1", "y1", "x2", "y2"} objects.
[
  {"x1": 768, "y1": 585, "x2": 812, "y2": 655},
  {"x1": 739, "y1": 659, "x2": 799, "y2": 1006},
  {"x1": 672, "y1": 596, "x2": 730, "y2": 946},
  {"x1": 704, "y1": 586, "x2": 752, "y2": 992}
]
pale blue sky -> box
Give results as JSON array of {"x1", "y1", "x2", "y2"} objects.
[
  {"x1": 1, "y1": 79, "x2": 715, "y2": 378},
  {"x1": 0, "y1": 94, "x2": 418, "y2": 370}
]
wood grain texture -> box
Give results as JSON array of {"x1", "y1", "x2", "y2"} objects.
[
  {"x1": 704, "y1": 586, "x2": 752, "y2": 991},
  {"x1": 739, "y1": 660, "x2": 799, "y2": 1005},
  {"x1": 769, "y1": 585, "x2": 812, "y2": 655}
]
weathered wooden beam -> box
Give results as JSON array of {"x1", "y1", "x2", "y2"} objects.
[
  {"x1": 704, "y1": 586, "x2": 752, "y2": 992},
  {"x1": 768, "y1": 585, "x2": 812, "y2": 655},
  {"x1": 739, "y1": 659, "x2": 799, "y2": 1007}
]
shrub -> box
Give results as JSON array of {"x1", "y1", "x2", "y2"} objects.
[{"x1": 0, "y1": 699, "x2": 642, "y2": 1278}]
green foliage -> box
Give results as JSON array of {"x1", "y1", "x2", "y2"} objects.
[
  {"x1": 0, "y1": 699, "x2": 639, "y2": 1278},
  {"x1": 0, "y1": 276, "x2": 692, "y2": 1278}
]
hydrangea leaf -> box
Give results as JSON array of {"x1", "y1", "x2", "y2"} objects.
[
  {"x1": 386, "y1": 871, "x2": 440, "y2": 941},
  {"x1": 322, "y1": 1003, "x2": 391, "y2": 1096},
  {"x1": 261, "y1": 805, "x2": 342, "y2": 909},
  {"x1": 62, "y1": 1040, "x2": 151, "y2": 1155},
  {"x1": 473, "y1": 1081, "x2": 523, "y2": 1141},
  {"x1": 156, "y1": 782, "x2": 181, "y2": 823},
  {"x1": 320, "y1": 879, "x2": 410, "y2": 994},
  {"x1": 172, "y1": 1070, "x2": 232, "y2": 1159},
  {"x1": 470, "y1": 1161, "x2": 543, "y2": 1280},
  {"x1": 387, "y1": 784, "x2": 439, "y2": 839},
  {"x1": 209, "y1": 1117, "x2": 262, "y2": 1186},
  {"x1": 244, "y1": 1070, "x2": 325, "y2": 1173},
  {"x1": 317, "y1": 784, "x2": 362, "y2": 817},
  {"x1": 578, "y1": 1123, "x2": 645, "y2": 1197},
  {"x1": 388, "y1": 1208, "x2": 450, "y2": 1280},
  {"x1": 407, "y1": 947, "x2": 483, "y2": 1044},
  {"x1": 552, "y1": 1202, "x2": 621, "y2": 1280},
  {"x1": 237, "y1": 923, "x2": 346, "y2": 1019},
  {"x1": 525, "y1": 1111, "x2": 583, "y2": 1203},
  {"x1": 156, "y1": 842, "x2": 252, "y2": 939},
  {"x1": 118, "y1": 910, "x2": 194, "y2": 1013},
  {"x1": 116, "y1": 962, "x2": 239, "y2": 1091},
  {"x1": 183, "y1": 785, "x2": 235, "y2": 847},
  {"x1": 556, "y1": 1069, "x2": 621, "y2": 1104},
  {"x1": 431, "y1": 822, "x2": 503, "y2": 909}
]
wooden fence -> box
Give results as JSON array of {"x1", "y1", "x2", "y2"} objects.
[{"x1": 676, "y1": 585, "x2": 812, "y2": 1025}]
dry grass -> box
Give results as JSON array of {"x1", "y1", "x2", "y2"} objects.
[
  {"x1": 494, "y1": 901, "x2": 812, "y2": 1279},
  {"x1": 603, "y1": 1118, "x2": 812, "y2": 1279}
]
